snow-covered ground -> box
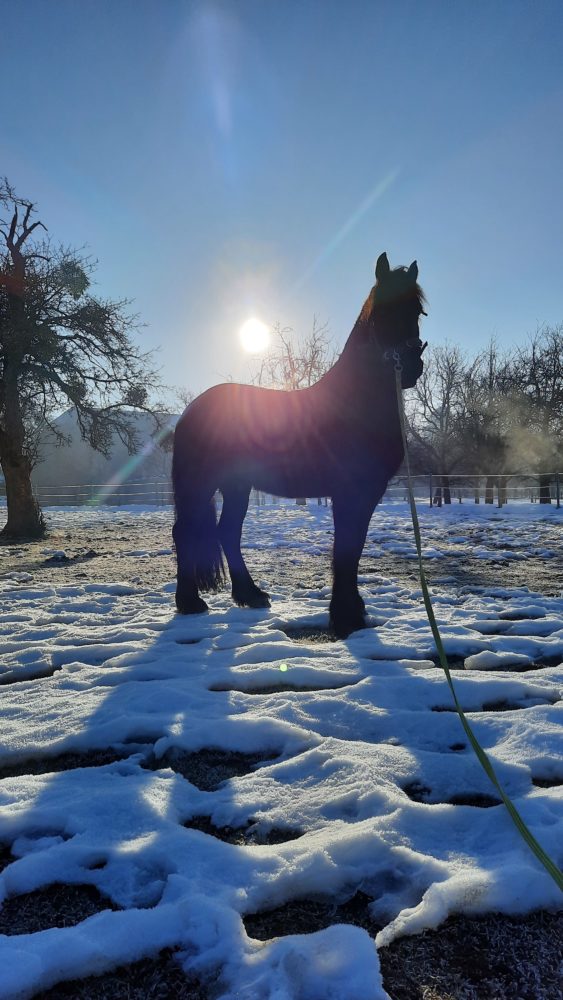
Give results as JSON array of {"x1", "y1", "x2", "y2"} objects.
[{"x1": 0, "y1": 502, "x2": 561, "y2": 999}]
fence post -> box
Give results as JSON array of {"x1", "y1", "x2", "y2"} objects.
[
  {"x1": 556, "y1": 472, "x2": 560, "y2": 510},
  {"x1": 429, "y1": 473, "x2": 433, "y2": 507}
]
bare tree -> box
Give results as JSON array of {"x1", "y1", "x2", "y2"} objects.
[
  {"x1": 506, "y1": 325, "x2": 563, "y2": 503},
  {"x1": 0, "y1": 180, "x2": 161, "y2": 537},
  {"x1": 406, "y1": 343, "x2": 467, "y2": 503},
  {"x1": 456, "y1": 341, "x2": 516, "y2": 502},
  {"x1": 155, "y1": 387, "x2": 195, "y2": 456},
  {"x1": 251, "y1": 317, "x2": 337, "y2": 390},
  {"x1": 408, "y1": 332, "x2": 563, "y2": 505},
  {"x1": 174, "y1": 386, "x2": 195, "y2": 410}
]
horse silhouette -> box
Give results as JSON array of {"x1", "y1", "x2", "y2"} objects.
[{"x1": 172, "y1": 252, "x2": 427, "y2": 637}]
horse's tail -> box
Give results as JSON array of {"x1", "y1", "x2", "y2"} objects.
[{"x1": 172, "y1": 449, "x2": 225, "y2": 593}]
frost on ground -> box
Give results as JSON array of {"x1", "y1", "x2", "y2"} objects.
[{"x1": 0, "y1": 501, "x2": 561, "y2": 999}]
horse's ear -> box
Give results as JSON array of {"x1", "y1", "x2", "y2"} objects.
[
  {"x1": 375, "y1": 252, "x2": 390, "y2": 282},
  {"x1": 407, "y1": 260, "x2": 418, "y2": 283}
]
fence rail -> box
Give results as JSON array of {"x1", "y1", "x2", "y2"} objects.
[
  {"x1": 386, "y1": 472, "x2": 561, "y2": 508},
  {"x1": 0, "y1": 473, "x2": 559, "y2": 509},
  {"x1": 0, "y1": 480, "x2": 175, "y2": 508}
]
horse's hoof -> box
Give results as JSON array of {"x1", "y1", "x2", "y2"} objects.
[
  {"x1": 249, "y1": 590, "x2": 271, "y2": 609},
  {"x1": 330, "y1": 620, "x2": 366, "y2": 639},
  {"x1": 176, "y1": 594, "x2": 209, "y2": 615},
  {"x1": 233, "y1": 587, "x2": 271, "y2": 609},
  {"x1": 329, "y1": 605, "x2": 366, "y2": 639}
]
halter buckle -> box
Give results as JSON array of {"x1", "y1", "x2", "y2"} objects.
[{"x1": 383, "y1": 347, "x2": 403, "y2": 370}]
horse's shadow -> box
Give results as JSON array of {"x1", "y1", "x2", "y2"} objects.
[{"x1": 0, "y1": 583, "x2": 358, "y2": 951}]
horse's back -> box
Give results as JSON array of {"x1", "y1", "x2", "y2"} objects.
[
  {"x1": 173, "y1": 379, "x2": 403, "y2": 499},
  {"x1": 173, "y1": 382, "x2": 325, "y2": 495},
  {"x1": 176, "y1": 382, "x2": 314, "y2": 454}
]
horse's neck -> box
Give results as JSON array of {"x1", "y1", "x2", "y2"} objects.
[
  {"x1": 328, "y1": 311, "x2": 389, "y2": 384},
  {"x1": 340, "y1": 310, "x2": 372, "y2": 355},
  {"x1": 319, "y1": 334, "x2": 394, "y2": 411}
]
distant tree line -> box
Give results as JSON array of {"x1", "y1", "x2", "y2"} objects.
[{"x1": 406, "y1": 332, "x2": 563, "y2": 504}]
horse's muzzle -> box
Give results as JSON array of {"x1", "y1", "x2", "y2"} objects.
[{"x1": 385, "y1": 338, "x2": 427, "y2": 387}]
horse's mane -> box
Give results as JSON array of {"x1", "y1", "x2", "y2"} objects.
[{"x1": 344, "y1": 267, "x2": 426, "y2": 352}]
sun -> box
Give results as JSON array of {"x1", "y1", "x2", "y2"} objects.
[{"x1": 239, "y1": 317, "x2": 270, "y2": 353}]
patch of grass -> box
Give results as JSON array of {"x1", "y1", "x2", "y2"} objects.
[
  {"x1": 402, "y1": 782, "x2": 501, "y2": 808},
  {"x1": 379, "y1": 910, "x2": 563, "y2": 1000},
  {"x1": 532, "y1": 774, "x2": 563, "y2": 788},
  {"x1": 209, "y1": 679, "x2": 358, "y2": 694},
  {"x1": 0, "y1": 842, "x2": 13, "y2": 874},
  {"x1": 186, "y1": 814, "x2": 304, "y2": 846},
  {"x1": 33, "y1": 948, "x2": 209, "y2": 999},
  {"x1": 0, "y1": 747, "x2": 134, "y2": 780},
  {"x1": 280, "y1": 625, "x2": 337, "y2": 643},
  {"x1": 0, "y1": 883, "x2": 119, "y2": 936},
  {"x1": 244, "y1": 890, "x2": 381, "y2": 940},
  {"x1": 143, "y1": 747, "x2": 279, "y2": 791}
]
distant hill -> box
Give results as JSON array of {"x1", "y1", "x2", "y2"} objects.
[{"x1": 32, "y1": 409, "x2": 179, "y2": 494}]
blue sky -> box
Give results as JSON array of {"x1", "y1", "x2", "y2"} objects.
[{"x1": 2, "y1": 0, "x2": 563, "y2": 396}]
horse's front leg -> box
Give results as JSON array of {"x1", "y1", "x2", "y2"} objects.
[
  {"x1": 218, "y1": 486, "x2": 270, "y2": 608},
  {"x1": 329, "y1": 492, "x2": 378, "y2": 638}
]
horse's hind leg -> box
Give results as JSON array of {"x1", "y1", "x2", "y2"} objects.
[
  {"x1": 173, "y1": 489, "x2": 224, "y2": 615},
  {"x1": 173, "y1": 514, "x2": 209, "y2": 615},
  {"x1": 218, "y1": 486, "x2": 270, "y2": 608},
  {"x1": 329, "y1": 493, "x2": 377, "y2": 638}
]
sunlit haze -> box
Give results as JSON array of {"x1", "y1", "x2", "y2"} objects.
[{"x1": 2, "y1": 1, "x2": 563, "y2": 398}]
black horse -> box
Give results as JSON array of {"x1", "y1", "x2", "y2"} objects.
[{"x1": 172, "y1": 252, "x2": 427, "y2": 638}]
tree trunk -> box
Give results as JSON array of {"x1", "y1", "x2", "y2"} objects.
[
  {"x1": 485, "y1": 476, "x2": 495, "y2": 504},
  {"x1": 0, "y1": 366, "x2": 45, "y2": 539},
  {"x1": 538, "y1": 473, "x2": 552, "y2": 505},
  {"x1": 0, "y1": 454, "x2": 44, "y2": 538},
  {"x1": 442, "y1": 475, "x2": 451, "y2": 505}
]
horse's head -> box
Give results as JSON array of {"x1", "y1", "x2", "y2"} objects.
[{"x1": 361, "y1": 252, "x2": 427, "y2": 389}]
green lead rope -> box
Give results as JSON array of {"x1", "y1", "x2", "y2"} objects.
[{"x1": 394, "y1": 366, "x2": 563, "y2": 893}]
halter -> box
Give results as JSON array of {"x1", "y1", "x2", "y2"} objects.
[{"x1": 382, "y1": 337, "x2": 428, "y2": 372}]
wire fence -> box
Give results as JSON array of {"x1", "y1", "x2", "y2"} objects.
[
  {"x1": 28, "y1": 480, "x2": 175, "y2": 507},
  {"x1": 386, "y1": 472, "x2": 562, "y2": 508},
  {"x1": 0, "y1": 471, "x2": 558, "y2": 510}
]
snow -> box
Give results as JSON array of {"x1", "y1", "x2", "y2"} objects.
[{"x1": 0, "y1": 501, "x2": 562, "y2": 999}]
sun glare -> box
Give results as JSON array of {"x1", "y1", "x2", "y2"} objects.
[{"x1": 239, "y1": 317, "x2": 270, "y2": 353}]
